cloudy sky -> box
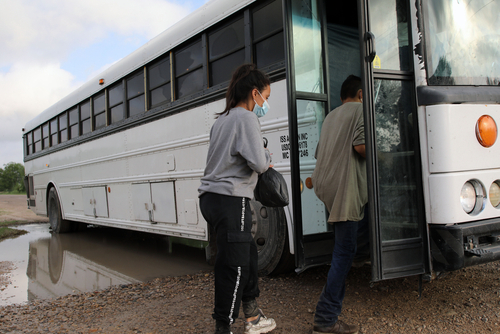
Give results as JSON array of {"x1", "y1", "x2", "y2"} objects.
[{"x1": 0, "y1": 0, "x2": 207, "y2": 168}]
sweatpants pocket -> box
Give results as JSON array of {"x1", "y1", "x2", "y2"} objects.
[{"x1": 226, "y1": 231, "x2": 254, "y2": 266}]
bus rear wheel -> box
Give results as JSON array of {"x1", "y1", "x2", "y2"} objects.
[
  {"x1": 250, "y1": 200, "x2": 292, "y2": 276},
  {"x1": 48, "y1": 188, "x2": 73, "y2": 233}
]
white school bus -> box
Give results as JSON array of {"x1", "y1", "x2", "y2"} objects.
[{"x1": 23, "y1": 0, "x2": 500, "y2": 281}]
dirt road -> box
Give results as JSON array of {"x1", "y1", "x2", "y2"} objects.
[
  {"x1": 1, "y1": 195, "x2": 500, "y2": 333},
  {"x1": 0, "y1": 194, "x2": 48, "y2": 223}
]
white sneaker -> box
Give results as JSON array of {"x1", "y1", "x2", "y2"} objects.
[{"x1": 244, "y1": 309, "x2": 276, "y2": 334}]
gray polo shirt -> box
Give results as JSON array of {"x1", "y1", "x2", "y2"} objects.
[{"x1": 311, "y1": 102, "x2": 367, "y2": 222}]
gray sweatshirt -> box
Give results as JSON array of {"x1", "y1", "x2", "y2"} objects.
[{"x1": 198, "y1": 107, "x2": 271, "y2": 199}]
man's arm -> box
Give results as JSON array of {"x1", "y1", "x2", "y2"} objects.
[{"x1": 354, "y1": 144, "x2": 365, "y2": 158}]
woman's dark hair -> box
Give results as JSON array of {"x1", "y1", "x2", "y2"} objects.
[
  {"x1": 217, "y1": 64, "x2": 270, "y2": 116},
  {"x1": 340, "y1": 75, "x2": 362, "y2": 101}
]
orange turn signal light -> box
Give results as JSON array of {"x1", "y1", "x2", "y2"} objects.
[
  {"x1": 305, "y1": 177, "x2": 313, "y2": 189},
  {"x1": 476, "y1": 115, "x2": 497, "y2": 148}
]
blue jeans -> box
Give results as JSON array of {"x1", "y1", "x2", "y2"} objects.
[{"x1": 314, "y1": 213, "x2": 368, "y2": 327}]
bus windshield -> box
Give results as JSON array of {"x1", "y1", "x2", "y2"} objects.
[{"x1": 424, "y1": 0, "x2": 500, "y2": 85}]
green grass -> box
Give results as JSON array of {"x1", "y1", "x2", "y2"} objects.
[
  {"x1": 0, "y1": 226, "x2": 27, "y2": 241},
  {"x1": 0, "y1": 191, "x2": 24, "y2": 195}
]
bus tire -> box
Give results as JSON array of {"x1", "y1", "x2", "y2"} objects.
[
  {"x1": 48, "y1": 188, "x2": 72, "y2": 233},
  {"x1": 250, "y1": 200, "x2": 292, "y2": 276}
]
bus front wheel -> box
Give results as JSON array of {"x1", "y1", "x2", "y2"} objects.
[
  {"x1": 48, "y1": 188, "x2": 73, "y2": 233},
  {"x1": 250, "y1": 200, "x2": 292, "y2": 276}
]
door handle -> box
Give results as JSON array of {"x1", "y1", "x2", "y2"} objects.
[{"x1": 365, "y1": 31, "x2": 376, "y2": 63}]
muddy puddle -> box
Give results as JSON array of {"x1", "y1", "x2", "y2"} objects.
[{"x1": 0, "y1": 224, "x2": 212, "y2": 306}]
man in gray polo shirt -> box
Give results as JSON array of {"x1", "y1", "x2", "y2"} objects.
[{"x1": 311, "y1": 75, "x2": 368, "y2": 334}]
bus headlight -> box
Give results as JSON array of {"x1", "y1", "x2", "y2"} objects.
[
  {"x1": 460, "y1": 180, "x2": 485, "y2": 215},
  {"x1": 489, "y1": 181, "x2": 500, "y2": 208}
]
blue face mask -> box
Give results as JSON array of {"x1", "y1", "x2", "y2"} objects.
[{"x1": 253, "y1": 91, "x2": 270, "y2": 118}]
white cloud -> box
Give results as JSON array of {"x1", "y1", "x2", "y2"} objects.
[
  {"x1": 0, "y1": 0, "x2": 197, "y2": 166},
  {"x1": 0, "y1": 0, "x2": 191, "y2": 66}
]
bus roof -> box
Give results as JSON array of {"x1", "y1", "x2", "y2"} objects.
[{"x1": 24, "y1": 0, "x2": 256, "y2": 133}]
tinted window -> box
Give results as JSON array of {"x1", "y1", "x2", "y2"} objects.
[
  {"x1": 59, "y1": 113, "x2": 67, "y2": 130},
  {"x1": 255, "y1": 32, "x2": 285, "y2": 68},
  {"x1": 68, "y1": 108, "x2": 79, "y2": 139},
  {"x1": 81, "y1": 119, "x2": 91, "y2": 135},
  {"x1": 93, "y1": 93, "x2": 106, "y2": 130},
  {"x1": 50, "y1": 118, "x2": 58, "y2": 146},
  {"x1": 253, "y1": 0, "x2": 283, "y2": 40},
  {"x1": 209, "y1": 18, "x2": 244, "y2": 59},
  {"x1": 60, "y1": 129, "x2": 68, "y2": 143},
  {"x1": 151, "y1": 83, "x2": 171, "y2": 106},
  {"x1": 70, "y1": 124, "x2": 79, "y2": 139},
  {"x1": 94, "y1": 93, "x2": 105, "y2": 114},
  {"x1": 149, "y1": 57, "x2": 170, "y2": 89},
  {"x1": 59, "y1": 112, "x2": 68, "y2": 142},
  {"x1": 175, "y1": 40, "x2": 203, "y2": 76},
  {"x1": 111, "y1": 104, "x2": 124, "y2": 123},
  {"x1": 109, "y1": 83, "x2": 123, "y2": 107},
  {"x1": 210, "y1": 49, "x2": 245, "y2": 86},
  {"x1": 176, "y1": 69, "x2": 204, "y2": 99},
  {"x1": 94, "y1": 112, "x2": 106, "y2": 130},
  {"x1": 33, "y1": 128, "x2": 41, "y2": 142},
  {"x1": 127, "y1": 72, "x2": 144, "y2": 98},
  {"x1": 69, "y1": 108, "x2": 78, "y2": 125},
  {"x1": 35, "y1": 141, "x2": 41, "y2": 153},
  {"x1": 42, "y1": 123, "x2": 49, "y2": 149},
  {"x1": 129, "y1": 95, "x2": 145, "y2": 117},
  {"x1": 80, "y1": 101, "x2": 90, "y2": 120}
]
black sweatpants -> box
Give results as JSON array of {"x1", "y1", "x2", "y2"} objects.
[{"x1": 200, "y1": 192, "x2": 260, "y2": 325}]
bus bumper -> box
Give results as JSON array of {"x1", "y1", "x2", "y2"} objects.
[{"x1": 430, "y1": 218, "x2": 500, "y2": 272}]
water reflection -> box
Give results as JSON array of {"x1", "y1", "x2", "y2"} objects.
[{"x1": 1, "y1": 224, "x2": 212, "y2": 306}]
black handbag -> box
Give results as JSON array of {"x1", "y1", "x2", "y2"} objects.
[{"x1": 254, "y1": 167, "x2": 289, "y2": 207}]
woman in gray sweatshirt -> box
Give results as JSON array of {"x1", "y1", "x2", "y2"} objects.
[{"x1": 199, "y1": 64, "x2": 276, "y2": 334}]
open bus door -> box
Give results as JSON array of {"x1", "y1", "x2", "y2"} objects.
[{"x1": 284, "y1": 0, "x2": 429, "y2": 281}]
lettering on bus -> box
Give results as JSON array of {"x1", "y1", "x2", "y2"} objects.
[{"x1": 280, "y1": 133, "x2": 309, "y2": 159}]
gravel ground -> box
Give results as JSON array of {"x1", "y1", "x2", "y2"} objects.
[{"x1": 1, "y1": 195, "x2": 500, "y2": 333}]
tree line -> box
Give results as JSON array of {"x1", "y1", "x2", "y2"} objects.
[{"x1": 0, "y1": 162, "x2": 26, "y2": 193}]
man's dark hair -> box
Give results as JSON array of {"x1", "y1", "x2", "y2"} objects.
[{"x1": 340, "y1": 75, "x2": 362, "y2": 101}]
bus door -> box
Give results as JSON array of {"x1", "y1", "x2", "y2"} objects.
[
  {"x1": 285, "y1": 0, "x2": 429, "y2": 280},
  {"x1": 359, "y1": 0, "x2": 429, "y2": 281}
]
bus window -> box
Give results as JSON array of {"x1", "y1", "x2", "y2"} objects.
[
  {"x1": 148, "y1": 56, "x2": 171, "y2": 107},
  {"x1": 93, "y1": 93, "x2": 106, "y2": 130},
  {"x1": 290, "y1": 0, "x2": 324, "y2": 94},
  {"x1": 109, "y1": 82, "x2": 124, "y2": 124},
  {"x1": 374, "y1": 79, "x2": 418, "y2": 241},
  {"x1": 50, "y1": 118, "x2": 58, "y2": 146},
  {"x1": 26, "y1": 131, "x2": 32, "y2": 155},
  {"x1": 208, "y1": 17, "x2": 245, "y2": 86},
  {"x1": 80, "y1": 100, "x2": 91, "y2": 135},
  {"x1": 33, "y1": 127, "x2": 41, "y2": 153},
  {"x1": 127, "y1": 71, "x2": 145, "y2": 117},
  {"x1": 253, "y1": 0, "x2": 284, "y2": 69},
  {"x1": 42, "y1": 122, "x2": 49, "y2": 149},
  {"x1": 59, "y1": 112, "x2": 68, "y2": 143},
  {"x1": 175, "y1": 40, "x2": 204, "y2": 99},
  {"x1": 369, "y1": 0, "x2": 411, "y2": 71},
  {"x1": 69, "y1": 107, "x2": 79, "y2": 139}
]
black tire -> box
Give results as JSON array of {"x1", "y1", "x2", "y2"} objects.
[
  {"x1": 250, "y1": 200, "x2": 293, "y2": 276},
  {"x1": 48, "y1": 187, "x2": 73, "y2": 233}
]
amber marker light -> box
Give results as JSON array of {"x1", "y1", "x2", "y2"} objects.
[
  {"x1": 305, "y1": 177, "x2": 313, "y2": 189},
  {"x1": 476, "y1": 115, "x2": 497, "y2": 147},
  {"x1": 99, "y1": 78, "x2": 105, "y2": 85}
]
